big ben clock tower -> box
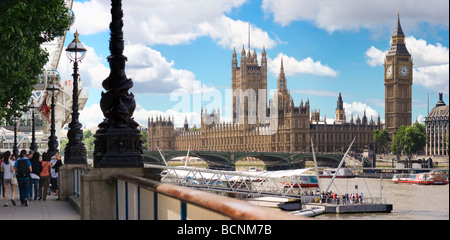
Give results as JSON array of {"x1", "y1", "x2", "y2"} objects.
[{"x1": 384, "y1": 13, "x2": 413, "y2": 142}]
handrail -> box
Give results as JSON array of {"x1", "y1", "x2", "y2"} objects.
[{"x1": 113, "y1": 174, "x2": 307, "y2": 220}]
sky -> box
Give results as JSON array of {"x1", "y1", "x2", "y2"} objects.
[{"x1": 56, "y1": 0, "x2": 449, "y2": 130}]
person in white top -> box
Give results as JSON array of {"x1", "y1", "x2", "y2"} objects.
[
  {"x1": 50, "y1": 153, "x2": 62, "y2": 197},
  {"x1": 1, "y1": 151, "x2": 17, "y2": 207}
]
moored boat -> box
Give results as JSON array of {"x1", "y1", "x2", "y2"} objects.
[
  {"x1": 282, "y1": 175, "x2": 320, "y2": 188},
  {"x1": 391, "y1": 171, "x2": 449, "y2": 185},
  {"x1": 319, "y1": 168, "x2": 355, "y2": 178}
]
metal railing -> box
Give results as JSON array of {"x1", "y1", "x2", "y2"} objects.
[
  {"x1": 73, "y1": 167, "x2": 86, "y2": 197},
  {"x1": 112, "y1": 174, "x2": 307, "y2": 220},
  {"x1": 145, "y1": 164, "x2": 317, "y2": 199}
]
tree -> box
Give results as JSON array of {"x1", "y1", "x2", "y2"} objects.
[
  {"x1": 82, "y1": 130, "x2": 95, "y2": 151},
  {"x1": 0, "y1": 0, "x2": 71, "y2": 124},
  {"x1": 391, "y1": 122, "x2": 426, "y2": 158},
  {"x1": 373, "y1": 129, "x2": 391, "y2": 154},
  {"x1": 60, "y1": 138, "x2": 69, "y2": 152},
  {"x1": 141, "y1": 130, "x2": 148, "y2": 150}
]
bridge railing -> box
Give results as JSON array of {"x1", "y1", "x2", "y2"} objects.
[
  {"x1": 145, "y1": 164, "x2": 317, "y2": 199},
  {"x1": 112, "y1": 174, "x2": 306, "y2": 220}
]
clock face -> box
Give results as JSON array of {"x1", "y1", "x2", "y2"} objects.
[
  {"x1": 400, "y1": 65, "x2": 409, "y2": 77},
  {"x1": 386, "y1": 65, "x2": 392, "y2": 77}
]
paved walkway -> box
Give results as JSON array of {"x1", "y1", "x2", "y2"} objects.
[{"x1": 0, "y1": 187, "x2": 80, "y2": 220}]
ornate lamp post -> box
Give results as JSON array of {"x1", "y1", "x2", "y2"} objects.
[
  {"x1": 28, "y1": 100, "x2": 38, "y2": 152},
  {"x1": 46, "y1": 78, "x2": 60, "y2": 159},
  {"x1": 12, "y1": 116, "x2": 20, "y2": 159},
  {"x1": 93, "y1": 0, "x2": 143, "y2": 168},
  {"x1": 64, "y1": 30, "x2": 88, "y2": 164}
]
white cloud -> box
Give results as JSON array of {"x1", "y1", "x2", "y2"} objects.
[
  {"x1": 343, "y1": 101, "x2": 379, "y2": 122},
  {"x1": 79, "y1": 103, "x2": 102, "y2": 130},
  {"x1": 71, "y1": 0, "x2": 110, "y2": 35},
  {"x1": 124, "y1": 44, "x2": 215, "y2": 94},
  {"x1": 269, "y1": 53, "x2": 338, "y2": 77},
  {"x1": 79, "y1": 103, "x2": 202, "y2": 130},
  {"x1": 405, "y1": 36, "x2": 449, "y2": 67},
  {"x1": 123, "y1": 0, "x2": 247, "y2": 45},
  {"x1": 262, "y1": 0, "x2": 449, "y2": 32},
  {"x1": 365, "y1": 46, "x2": 387, "y2": 67},
  {"x1": 198, "y1": 16, "x2": 276, "y2": 49},
  {"x1": 59, "y1": 43, "x2": 215, "y2": 95},
  {"x1": 414, "y1": 64, "x2": 449, "y2": 93},
  {"x1": 365, "y1": 36, "x2": 449, "y2": 93},
  {"x1": 58, "y1": 45, "x2": 109, "y2": 90},
  {"x1": 72, "y1": 0, "x2": 275, "y2": 49}
]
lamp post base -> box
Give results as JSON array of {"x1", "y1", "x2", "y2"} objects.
[
  {"x1": 93, "y1": 127, "x2": 143, "y2": 168},
  {"x1": 64, "y1": 144, "x2": 87, "y2": 164}
]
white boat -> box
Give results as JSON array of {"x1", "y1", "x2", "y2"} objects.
[
  {"x1": 391, "y1": 171, "x2": 449, "y2": 185},
  {"x1": 319, "y1": 168, "x2": 355, "y2": 178}
]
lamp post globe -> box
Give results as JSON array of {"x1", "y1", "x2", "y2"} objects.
[{"x1": 64, "y1": 30, "x2": 88, "y2": 164}]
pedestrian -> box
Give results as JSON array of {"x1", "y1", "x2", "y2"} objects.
[
  {"x1": 0, "y1": 152, "x2": 3, "y2": 200},
  {"x1": 14, "y1": 150, "x2": 32, "y2": 206},
  {"x1": 50, "y1": 153, "x2": 62, "y2": 197},
  {"x1": 26, "y1": 150, "x2": 34, "y2": 200},
  {"x1": 38, "y1": 154, "x2": 52, "y2": 201},
  {"x1": 1, "y1": 151, "x2": 17, "y2": 207},
  {"x1": 29, "y1": 152, "x2": 42, "y2": 201}
]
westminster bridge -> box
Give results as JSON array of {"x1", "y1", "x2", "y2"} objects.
[{"x1": 143, "y1": 150, "x2": 345, "y2": 170}]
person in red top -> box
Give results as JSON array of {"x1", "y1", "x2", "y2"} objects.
[{"x1": 38, "y1": 154, "x2": 52, "y2": 201}]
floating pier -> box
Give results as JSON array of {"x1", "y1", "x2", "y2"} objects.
[{"x1": 303, "y1": 203, "x2": 393, "y2": 214}]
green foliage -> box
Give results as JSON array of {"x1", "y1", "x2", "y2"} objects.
[
  {"x1": 141, "y1": 130, "x2": 148, "y2": 150},
  {"x1": 82, "y1": 130, "x2": 95, "y2": 151},
  {"x1": 60, "y1": 138, "x2": 69, "y2": 152},
  {"x1": 0, "y1": 0, "x2": 71, "y2": 124},
  {"x1": 391, "y1": 122, "x2": 426, "y2": 156},
  {"x1": 372, "y1": 129, "x2": 391, "y2": 153}
]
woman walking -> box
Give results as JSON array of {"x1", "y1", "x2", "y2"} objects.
[
  {"x1": 38, "y1": 155, "x2": 52, "y2": 201},
  {"x1": 1, "y1": 151, "x2": 17, "y2": 206}
]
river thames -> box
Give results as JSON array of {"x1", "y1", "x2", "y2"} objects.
[{"x1": 314, "y1": 177, "x2": 449, "y2": 220}]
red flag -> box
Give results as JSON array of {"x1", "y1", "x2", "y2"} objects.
[{"x1": 40, "y1": 98, "x2": 51, "y2": 123}]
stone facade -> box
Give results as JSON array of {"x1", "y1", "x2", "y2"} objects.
[
  {"x1": 148, "y1": 50, "x2": 382, "y2": 154},
  {"x1": 424, "y1": 93, "x2": 449, "y2": 156}
]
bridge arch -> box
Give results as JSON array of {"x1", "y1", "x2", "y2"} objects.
[
  {"x1": 232, "y1": 152, "x2": 295, "y2": 171},
  {"x1": 144, "y1": 150, "x2": 345, "y2": 171}
]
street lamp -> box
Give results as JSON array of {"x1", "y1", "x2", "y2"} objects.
[
  {"x1": 28, "y1": 100, "x2": 38, "y2": 152},
  {"x1": 46, "y1": 78, "x2": 60, "y2": 159},
  {"x1": 64, "y1": 30, "x2": 87, "y2": 164},
  {"x1": 12, "y1": 116, "x2": 20, "y2": 159},
  {"x1": 93, "y1": 0, "x2": 143, "y2": 168}
]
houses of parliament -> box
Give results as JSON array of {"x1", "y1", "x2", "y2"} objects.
[{"x1": 148, "y1": 15, "x2": 413, "y2": 154}]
